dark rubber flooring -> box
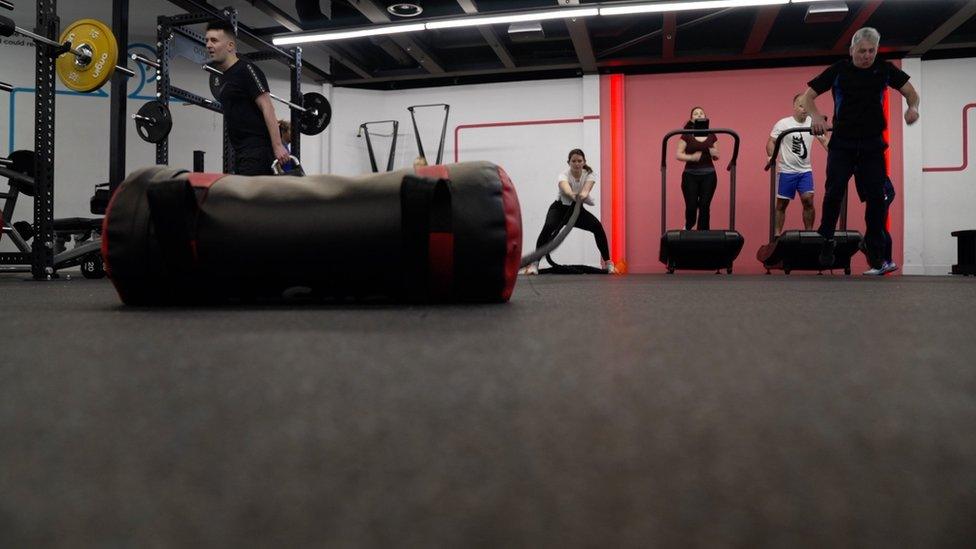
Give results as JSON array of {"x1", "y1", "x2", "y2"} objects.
[{"x1": 1, "y1": 273, "x2": 974, "y2": 547}]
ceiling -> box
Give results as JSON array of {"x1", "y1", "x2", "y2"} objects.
[{"x1": 179, "y1": 0, "x2": 976, "y2": 89}]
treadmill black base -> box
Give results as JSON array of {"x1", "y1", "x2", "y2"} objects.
[{"x1": 757, "y1": 230, "x2": 862, "y2": 274}]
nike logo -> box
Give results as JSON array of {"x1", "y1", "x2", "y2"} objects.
[{"x1": 791, "y1": 134, "x2": 808, "y2": 160}]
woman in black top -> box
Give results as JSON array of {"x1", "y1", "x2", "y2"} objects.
[{"x1": 675, "y1": 107, "x2": 720, "y2": 230}]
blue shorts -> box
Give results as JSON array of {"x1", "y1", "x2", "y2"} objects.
[{"x1": 777, "y1": 171, "x2": 814, "y2": 200}]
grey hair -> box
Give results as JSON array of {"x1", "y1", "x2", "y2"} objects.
[{"x1": 851, "y1": 27, "x2": 880, "y2": 49}]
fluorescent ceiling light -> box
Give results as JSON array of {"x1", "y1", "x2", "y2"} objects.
[
  {"x1": 273, "y1": 1, "x2": 819, "y2": 46},
  {"x1": 272, "y1": 22, "x2": 425, "y2": 45},
  {"x1": 425, "y1": 8, "x2": 599, "y2": 30},
  {"x1": 601, "y1": 0, "x2": 789, "y2": 16}
]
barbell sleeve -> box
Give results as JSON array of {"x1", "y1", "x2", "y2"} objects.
[
  {"x1": 1, "y1": 1, "x2": 14, "y2": 11},
  {"x1": 7, "y1": 23, "x2": 133, "y2": 78},
  {"x1": 131, "y1": 113, "x2": 155, "y2": 124},
  {"x1": 0, "y1": 81, "x2": 13, "y2": 93},
  {"x1": 270, "y1": 93, "x2": 309, "y2": 113},
  {"x1": 11, "y1": 25, "x2": 84, "y2": 56},
  {"x1": 0, "y1": 157, "x2": 12, "y2": 167},
  {"x1": 130, "y1": 53, "x2": 160, "y2": 69}
]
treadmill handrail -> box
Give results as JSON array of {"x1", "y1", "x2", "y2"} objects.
[
  {"x1": 764, "y1": 126, "x2": 831, "y2": 172},
  {"x1": 660, "y1": 128, "x2": 740, "y2": 170},
  {"x1": 764, "y1": 127, "x2": 839, "y2": 241},
  {"x1": 660, "y1": 128, "x2": 741, "y2": 236}
]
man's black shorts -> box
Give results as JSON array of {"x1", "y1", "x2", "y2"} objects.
[{"x1": 234, "y1": 145, "x2": 275, "y2": 176}]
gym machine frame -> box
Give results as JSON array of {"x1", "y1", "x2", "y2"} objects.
[
  {"x1": 154, "y1": 0, "x2": 324, "y2": 172},
  {"x1": 1, "y1": 1, "x2": 134, "y2": 279},
  {"x1": 358, "y1": 120, "x2": 400, "y2": 173},
  {"x1": 0, "y1": 0, "x2": 105, "y2": 279},
  {"x1": 407, "y1": 103, "x2": 450, "y2": 165}
]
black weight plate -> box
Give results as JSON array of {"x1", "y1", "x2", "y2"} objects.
[
  {"x1": 135, "y1": 100, "x2": 172, "y2": 144},
  {"x1": 298, "y1": 91, "x2": 331, "y2": 136}
]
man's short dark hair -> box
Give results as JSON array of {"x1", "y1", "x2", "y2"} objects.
[{"x1": 205, "y1": 20, "x2": 236, "y2": 36}]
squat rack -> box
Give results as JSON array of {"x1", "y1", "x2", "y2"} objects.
[
  {"x1": 0, "y1": 0, "x2": 85, "y2": 279},
  {"x1": 2, "y1": 0, "x2": 330, "y2": 280},
  {"x1": 154, "y1": 0, "x2": 330, "y2": 173}
]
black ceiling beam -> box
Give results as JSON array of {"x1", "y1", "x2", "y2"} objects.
[
  {"x1": 562, "y1": 0, "x2": 597, "y2": 73},
  {"x1": 743, "y1": 5, "x2": 781, "y2": 55},
  {"x1": 909, "y1": 1, "x2": 976, "y2": 57},
  {"x1": 347, "y1": 0, "x2": 445, "y2": 73},
  {"x1": 455, "y1": 0, "x2": 516, "y2": 69},
  {"x1": 832, "y1": 0, "x2": 883, "y2": 53},
  {"x1": 662, "y1": 13, "x2": 676, "y2": 58},
  {"x1": 598, "y1": 9, "x2": 732, "y2": 58},
  {"x1": 336, "y1": 61, "x2": 579, "y2": 86},
  {"x1": 164, "y1": 0, "x2": 332, "y2": 81},
  {"x1": 246, "y1": 0, "x2": 371, "y2": 78}
]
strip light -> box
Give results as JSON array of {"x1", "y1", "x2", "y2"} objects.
[
  {"x1": 273, "y1": 0, "x2": 824, "y2": 46},
  {"x1": 426, "y1": 8, "x2": 598, "y2": 30},
  {"x1": 601, "y1": 0, "x2": 790, "y2": 16},
  {"x1": 273, "y1": 23, "x2": 425, "y2": 45}
]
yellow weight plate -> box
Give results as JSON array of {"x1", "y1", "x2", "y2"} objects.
[{"x1": 56, "y1": 18, "x2": 118, "y2": 93}]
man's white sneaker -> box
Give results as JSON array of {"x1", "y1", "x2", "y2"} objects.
[{"x1": 603, "y1": 260, "x2": 617, "y2": 274}]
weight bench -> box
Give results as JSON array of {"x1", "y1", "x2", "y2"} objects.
[{"x1": 1, "y1": 153, "x2": 107, "y2": 278}]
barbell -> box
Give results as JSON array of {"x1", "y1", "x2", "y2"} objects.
[
  {"x1": 203, "y1": 64, "x2": 331, "y2": 136},
  {"x1": 1, "y1": 15, "x2": 134, "y2": 92},
  {"x1": 128, "y1": 54, "x2": 331, "y2": 143}
]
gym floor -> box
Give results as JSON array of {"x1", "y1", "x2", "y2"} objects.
[{"x1": 1, "y1": 273, "x2": 974, "y2": 546}]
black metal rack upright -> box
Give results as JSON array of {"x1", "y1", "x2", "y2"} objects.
[
  {"x1": 31, "y1": 0, "x2": 57, "y2": 279},
  {"x1": 154, "y1": 1, "x2": 317, "y2": 172},
  {"x1": 155, "y1": 12, "x2": 225, "y2": 168},
  {"x1": 108, "y1": 0, "x2": 129, "y2": 193}
]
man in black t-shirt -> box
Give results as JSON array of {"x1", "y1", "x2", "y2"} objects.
[
  {"x1": 205, "y1": 21, "x2": 290, "y2": 176},
  {"x1": 800, "y1": 27, "x2": 920, "y2": 271}
]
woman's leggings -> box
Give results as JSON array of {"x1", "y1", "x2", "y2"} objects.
[
  {"x1": 535, "y1": 200, "x2": 610, "y2": 261},
  {"x1": 681, "y1": 171, "x2": 718, "y2": 230}
]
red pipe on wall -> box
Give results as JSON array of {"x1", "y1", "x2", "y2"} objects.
[{"x1": 922, "y1": 103, "x2": 975, "y2": 173}]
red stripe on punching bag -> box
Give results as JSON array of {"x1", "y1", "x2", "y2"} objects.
[
  {"x1": 187, "y1": 173, "x2": 228, "y2": 190},
  {"x1": 415, "y1": 165, "x2": 450, "y2": 180},
  {"x1": 428, "y1": 232, "x2": 454, "y2": 297},
  {"x1": 415, "y1": 164, "x2": 454, "y2": 298},
  {"x1": 496, "y1": 166, "x2": 522, "y2": 301}
]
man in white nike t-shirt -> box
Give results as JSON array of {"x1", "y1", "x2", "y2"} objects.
[{"x1": 767, "y1": 93, "x2": 830, "y2": 236}]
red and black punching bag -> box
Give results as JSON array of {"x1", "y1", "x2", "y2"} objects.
[{"x1": 101, "y1": 162, "x2": 522, "y2": 305}]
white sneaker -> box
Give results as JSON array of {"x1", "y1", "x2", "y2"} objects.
[
  {"x1": 882, "y1": 261, "x2": 899, "y2": 275},
  {"x1": 863, "y1": 266, "x2": 885, "y2": 276},
  {"x1": 522, "y1": 262, "x2": 538, "y2": 275},
  {"x1": 603, "y1": 260, "x2": 617, "y2": 274}
]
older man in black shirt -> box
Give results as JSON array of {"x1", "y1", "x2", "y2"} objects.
[
  {"x1": 205, "y1": 21, "x2": 290, "y2": 176},
  {"x1": 800, "y1": 27, "x2": 920, "y2": 271}
]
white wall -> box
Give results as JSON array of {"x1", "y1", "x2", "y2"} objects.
[
  {"x1": 1, "y1": 1, "x2": 322, "y2": 251},
  {"x1": 903, "y1": 56, "x2": 976, "y2": 275},
  {"x1": 326, "y1": 75, "x2": 604, "y2": 268}
]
